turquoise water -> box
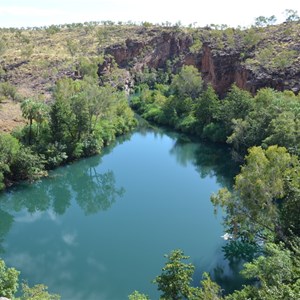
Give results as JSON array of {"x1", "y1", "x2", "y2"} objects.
[{"x1": 0, "y1": 128, "x2": 238, "y2": 299}]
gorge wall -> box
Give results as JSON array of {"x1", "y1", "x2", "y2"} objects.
[{"x1": 100, "y1": 28, "x2": 300, "y2": 96}]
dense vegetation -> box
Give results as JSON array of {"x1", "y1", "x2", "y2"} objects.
[
  {"x1": 132, "y1": 65, "x2": 300, "y2": 158},
  {"x1": 129, "y1": 65, "x2": 300, "y2": 299},
  {"x1": 1, "y1": 12, "x2": 300, "y2": 300},
  {"x1": 0, "y1": 74, "x2": 136, "y2": 191}
]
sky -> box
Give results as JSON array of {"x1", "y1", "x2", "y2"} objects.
[{"x1": 0, "y1": 0, "x2": 299, "y2": 28}]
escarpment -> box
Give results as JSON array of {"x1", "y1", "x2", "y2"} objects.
[
  {"x1": 100, "y1": 23, "x2": 300, "y2": 96},
  {"x1": 1, "y1": 22, "x2": 299, "y2": 99}
]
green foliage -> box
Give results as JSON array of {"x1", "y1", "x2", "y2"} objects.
[
  {"x1": 226, "y1": 240, "x2": 300, "y2": 300},
  {"x1": 153, "y1": 249, "x2": 196, "y2": 300},
  {"x1": 0, "y1": 39, "x2": 6, "y2": 57},
  {"x1": 170, "y1": 65, "x2": 203, "y2": 100},
  {"x1": 263, "y1": 111, "x2": 300, "y2": 149},
  {"x1": 134, "y1": 250, "x2": 223, "y2": 300},
  {"x1": 254, "y1": 15, "x2": 277, "y2": 27},
  {"x1": 21, "y1": 44, "x2": 34, "y2": 60},
  {"x1": 66, "y1": 39, "x2": 79, "y2": 57},
  {"x1": 21, "y1": 98, "x2": 48, "y2": 145},
  {"x1": 133, "y1": 241, "x2": 300, "y2": 300},
  {"x1": 43, "y1": 142, "x2": 68, "y2": 169},
  {"x1": 189, "y1": 37, "x2": 203, "y2": 53},
  {"x1": 135, "y1": 67, "x2": 159, "y2": 88},
  {"x1": 228, "y1": 88, "x2": 300, "y2": 156},
  {"x1": 0, "y1": 259, "x2": 19, "y2": 298},
  {"x1": 77, "y1": 57, "x2": 100, "y2": 78},
  {"x1": 242, "y1": 28, "x2": 262, "y2": 48},
  {"x1": 45, "y1": 25, "x2": 61, "y2": 35},
  {"x1": 19, "y1": 283, "x2": 60, "y2": 300},
  {"x1": 10, "y1": 146, "x2": 46, "y2": 181},
  {"x1": 284, "y1": 9, "x2": 300, "y2": 22},
  {"x1": 128, "y1": 291, "x2": 150, "y2": 300},
  {"x1": 197, "y1": 272, "x2": 223, "y2": 300},
  {"x1": 49, "y1": 75, "x2": 136, "y2": 160},
  {"x1": 222, "y1": 240, "x2": 261, "y2": 263},
  {"x1": 194, "y1": 84, "x2": 220, "y2": 136},
  {"x1": 211, "y1": 145, "x2": 300, "y2": 241},
  {"x1": 0, "y1": 82, "x2": 18, "y2": 101},
  {"x1": 249, "y1": 46, "x2": 298, "y2": 72},
  {"x1": 273, "y1": 49, "x2": 297, "y2": 70},
  {"x1": 0, "y1": 258, "x2": 60, "y2": 300},
  {"x1": 0, "y1": 133, "x2": 20, "y2": 189}
]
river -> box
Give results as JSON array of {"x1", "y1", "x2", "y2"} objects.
[{"x1": 0, "y1": 127, "x2": 240, "y2": 299}]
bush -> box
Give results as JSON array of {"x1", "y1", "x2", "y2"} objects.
[
  {"x1": 0, "y1": 82, "x2": 18, "y2": 101},
  {"x1": 82, "y1": 134, "x2": 103, "y2": 156},
  {"x1": 10, "y1": 146, "x2": 46, "y2": 181}
]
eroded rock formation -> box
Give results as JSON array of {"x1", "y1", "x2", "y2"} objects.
[{"x1": 99, "y1": 26, "x2": 300, "y2": 96}]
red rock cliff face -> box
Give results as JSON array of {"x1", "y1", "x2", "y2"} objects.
[
  {"x1": 198, "y1": 46, "x2": 280, "y2": 96},
  {"x1": 200, "y1": 45, "x2": 244, "y2": 96},
  {"x1": 101, "y1": 30, "x2": 300, "y2": 96}
]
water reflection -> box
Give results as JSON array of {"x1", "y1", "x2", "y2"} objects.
[
  {"x1": 169, "y1": 135, "x2": 239, "y2": 188},
  {"x1": 0, "y1": 209, "x2": 13, "y2": 253},
  {"x1": 0, "y1": 127, "x2": 240, "y2": 298},
  {"x1": 0, "y1": 158, "x2": 125, "y2": 253},
  {"x1": 70, "y1": 169, "x2": 125, "y2": 215}
]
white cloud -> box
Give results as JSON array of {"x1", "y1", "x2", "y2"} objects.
[
  {"x1": 87, "y1": 257, "x2": 107, "y2": 272},
  {"x1": 62, "y1": 232, "x2": 78, "y2": 246},
  {"x1": 15, "y1": 211, "x2": 43, "y2": 223}
]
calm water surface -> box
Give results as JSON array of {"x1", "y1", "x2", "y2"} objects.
[{"x1": 0, "y1": 128, "x2": 239, "y2": 299}]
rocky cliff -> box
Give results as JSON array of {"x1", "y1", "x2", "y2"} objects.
[
  {"x1": 100, "y1": 22, "x2": 300, "y2": 96},
  {"x1": 1, "y1": 21, "x2": 299, "y2": 100}
]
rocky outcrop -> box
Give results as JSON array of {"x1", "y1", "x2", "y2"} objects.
[
  {"x1": 105, "y1": 39, "x2": 145, "y2": 68},
  {"x1": 99, "y1": 26, "x2": 300, "y2": 96}
]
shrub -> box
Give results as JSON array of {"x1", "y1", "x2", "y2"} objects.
[{"x1": 0, "y1": 82, "x2": 18, "y2": 101}]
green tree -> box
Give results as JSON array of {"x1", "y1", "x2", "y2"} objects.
[
  {"x1": 243, "y1": 27, "x2": 262, "y2": 48},
  {"x1": 220, "y1": 85, "x2": 253, "y2": 128},
  {"x1": 153, "y1": 249, "x2": 196, "y2": 300},
  {"x1": 0, "y1": 133, "x2": 20, "y2": 190},
  {"x1": 19, "y1": 283, "x2": 60, "y2": 300},
  {"x1": 82, "y1": 78, "x2": 117, "y2": 133},
  {"x1": 170, "y1": 65, "x2": 203, "y2": 100},
  {"x1": 263, "y1": 111, "x2": 300, "y2": 149},
  {"x1": 9, "y1": 146, "x2": 46, "y2": 182},
  {"x1": 0, "y1": 259, "x2": 19, "y2": 298},
  {"x1": 226, "y1": 240, "x2": 300, "y2": 300},
  {"x1": 254, "y1": 15, "x2": 277, "y2": 27},
  {"x1": 194, "y1": 84, "x2": 220, "y2": 136},
  {"x1": 211, "y1": 145, "x2": 300, "y2": 241},
  {"x1": 0, "y1": 82, "x2": 18, "y2": 101},
  {"x1": 128, "y1": 291, "x2": 150, "y2": 300},
  {"x1": 134, "y1": 250, "x2": 223, "y2": 300},
  {"x1": 21, "y1": 98, "x2": 48, "y2": 145},
  {"x1": 284, "y1": 9, "x2": 300, "y2": 22},
  {"x1": 227, "y1": 88, "x2": 281, "y2": 156},
  {"x1": 77, "y1": 57, "x2": 99, "y2": 78}
]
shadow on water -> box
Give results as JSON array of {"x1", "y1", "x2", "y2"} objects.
[
  {"x1": 192, "y1": 245, "x2": 248, "y2": 295},
  {"x1": 167, "y1": 133, "x2": 240, "y2": 188},
  {"x1": 0, "y1": 209, "x2": 14, "y2": 254}
]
